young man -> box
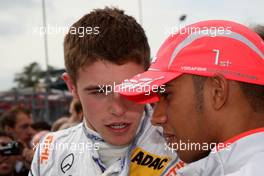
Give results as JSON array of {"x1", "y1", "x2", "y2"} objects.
[
  {"x1": 0, "y1": 107, "x2": 34, "y2": 176},
  {"x1": 117, "y1": 20, "x2": 264, "y2": 175},
  {"x1": 0, "y1": 107, "x2": 34, "y2": 148},
  {"x1": 30, "y1": 7, "x2": 179, "y2": 176}
]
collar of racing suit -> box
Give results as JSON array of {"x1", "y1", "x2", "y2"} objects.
[
  {"x1": 84, "y1": 122, "x2": 129, "y2": 168},
  {"x1": 175, "y1": 127, "x2": 264, "y2": 176},
  {"x1": 81, "y1": 109, "x2": 148, "y2": 174}
]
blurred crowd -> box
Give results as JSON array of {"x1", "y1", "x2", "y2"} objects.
[{"x1": 0, "y1": 98, "x2": 83, "y2": 176}]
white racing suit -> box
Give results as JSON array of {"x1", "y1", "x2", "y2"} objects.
[
  {"x1": 29, "y1": 105, "x2": 183, "y2": 176},
  {"x1": 161, "y1": 127, "x2": 264, "y2": 176}
]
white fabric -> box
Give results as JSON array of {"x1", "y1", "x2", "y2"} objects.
[
  {"x1": 84, "y1": 123, "x2": 129, "y2": 168},
  {"x1": 174, "y1": 130, "x2": 264, "y2": 176},
  {"x1": 29, "y1": 105, "x2": 178, "y2": 176}
]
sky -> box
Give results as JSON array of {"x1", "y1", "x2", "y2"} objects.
[{"x1": 0, "y1": 0, "x2": 263, "y2": 91}]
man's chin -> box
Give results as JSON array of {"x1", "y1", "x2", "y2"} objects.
[{"x1": 178, "y1": 150, "x2": 210, "y2": 163}]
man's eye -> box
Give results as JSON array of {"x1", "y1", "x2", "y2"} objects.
[
  {"x1": 160, "y1": 92, "x2": 169, "y2": 98},
  {"x1": 157, "y1": 90, "x2": 169, "y2": 98}
]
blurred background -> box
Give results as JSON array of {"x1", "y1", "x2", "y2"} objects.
[{"x1": 0, "y1": 0, "x2": 263, "y2": 123}]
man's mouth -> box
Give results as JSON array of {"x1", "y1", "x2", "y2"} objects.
[
  {"x1": 109, "y1": 123, "x2": 128, "y2": 129},
  {"x1": 106, "y1": 123, "x2": 131, "y2": 132}
]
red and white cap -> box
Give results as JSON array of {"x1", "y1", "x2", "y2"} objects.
[{"x1": 115, "y1": 20, "x2": 264, "y2": 103}]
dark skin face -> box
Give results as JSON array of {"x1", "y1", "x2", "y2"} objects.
[
  {"x1": 152, "y1": 74, "x2": 214, "y2": 163},
  {"x1": 152, "y1": 74, "x2": 264, "y2": 163}
]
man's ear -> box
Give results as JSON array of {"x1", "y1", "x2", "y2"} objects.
[
  {"x1": 62, "y1": 72, "x2": 79, "y2": 99},
  {"x1": 209, "y1": 74, "x2": 229, "y2": 110}
]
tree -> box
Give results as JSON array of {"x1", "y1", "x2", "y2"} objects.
[{"x1": 14, "y1": 62, "x2": 43, "y2": 88}]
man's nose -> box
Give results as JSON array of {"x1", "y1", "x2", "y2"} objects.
[
  {"x1": 151, "y1": 97, "x2": 167, "y2": 126},
  {"x1": 109, "y1": 93, "x2": 127, "y2": 117}
]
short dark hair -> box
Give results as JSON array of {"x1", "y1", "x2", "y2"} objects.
[
  {"x1": 239, "y1": 82, "x2": 264, "y2": 112},
  {"x1": 64, "y1": 7, "x2": 150, "y2": 83},
  {"x1": 253, "y1": 25, "x2": 264, "y2": 40},
  {"x1": 238, "y1": 25, "x2": 264, "y2": 113},
  {"x1": 0, "y1": 106, "x2": 31, "y2": 129},
  {"x1": 192, "y1": 75, "x2": 207, "y2": 112}
]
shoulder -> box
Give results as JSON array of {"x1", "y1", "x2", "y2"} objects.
[
  {"x1": 239, "y1": 152, "x2": 264, "y2": 175},
  {"x1": 36, "y1": 123, "x2": 85, "y2": 163},
  {"x1": 225, "y1": 152, "x2": 264, "y2": 176},
  {"x1": 42, "y1": 123, "x2": 83, "y2": 143},
  {"x1": 30, "y1": 122, "x2": 95, "y2": 175}
]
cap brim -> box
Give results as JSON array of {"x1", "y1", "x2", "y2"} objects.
[{"x1": 115, "y1": 70, "x2": 182, "y2": 104}]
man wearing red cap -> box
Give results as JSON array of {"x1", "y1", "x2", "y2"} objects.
[{"x1": 117, "y1": 20, "x2": 264, "y2": 176}]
